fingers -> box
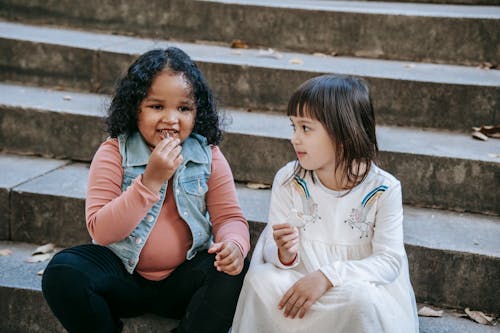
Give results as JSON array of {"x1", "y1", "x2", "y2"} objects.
[
  {"x1": 158, "y1": 137, "x2": 182, "y2": 159},
  {"x1": 210, "y1": 242, "x2": 244, "y2": 276},
  {"x1": 273, "y1": 224, "x2": 298, "y2": 249},
  {"x1": 279, "y1": 288, "x2": 311, "y2": 319}
]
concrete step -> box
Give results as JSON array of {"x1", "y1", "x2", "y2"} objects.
[
  {"x1": 1, "y1": 83, "x2": 499, "y2": 214},
  {"x1": 0, "y1": 153, "x2": 499, "y2": 313},
  {"x1": 366, "y1": 0, "x2": 500, "y2": 4},
  {"x1": 0, "y1": 0, "x2": 498, "y2": 66},
  {"x1": 0, "y1": 241, "x2": 499, "y2": 333},
  {"x1": 0, "y1": 241, "x2": 178, "y2": 332},
  {"x1": 1, "y1": 21, "x2": 499, "y2": 132}
]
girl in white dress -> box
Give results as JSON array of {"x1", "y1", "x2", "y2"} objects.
[{"x1": 232, "y1": 75, "x2": 419, "y2": 333}]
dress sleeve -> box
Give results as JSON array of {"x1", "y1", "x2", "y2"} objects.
[
  {"x1": 207, "y1": 146, "x2": 250, "y2": 258},
  {"x1": 86, "y1": 139, "x2": 160, "y2": 244},
  {"x1": 319, "y1": 182, "x2": 405, "y2": 287},
  {"x1": 262, "y1": 165, "x2": 300, "y2": 269}
]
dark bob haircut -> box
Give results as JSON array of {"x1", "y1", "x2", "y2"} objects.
[
  {"x1": 106, "y1": 47, "x2": 222, "y2": 145},
  {"x1": 287, "y1": 74, "x2": 378, "y2": 187}
]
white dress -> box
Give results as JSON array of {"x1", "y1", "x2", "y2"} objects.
[{"x1": 232, "y1": 162, "x2": 419, "y2": 333}]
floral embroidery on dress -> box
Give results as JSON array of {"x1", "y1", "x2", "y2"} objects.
[{"x1": 344, "y1": 185, "x2": 388, "y2": 238}]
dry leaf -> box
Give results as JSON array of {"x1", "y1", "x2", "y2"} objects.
[
  {"x1": 478, "y1": 62, "x2": 495, "y2": 70},
  {"x1": 246, "y1": 182, "x2": 271, "y2": 190},
  {"x1": 257, "y1": 48, "x2": 283, "y2": 59},
  {"x1": 289, "y1": 58, "x2": 304, "y2": 65},
  {"x1": 0, "y1": 248, "x2": 13, "y2": 256},
  {"x1": 472, "y1": 131, "x2": 488, "y2": 141},
  {"x1": 473, "y1": 125, "x2": 500, "y2": 139},
  {"x1": 25, "y1": 253, "x2": 53, "y2": 263},
  {"x1": 63, "y1": 95, "x2": 72, "y2": 101},
  {"x1": 465, "y1": 308, "x2": 494, "y2": 325},
  {"x1": 32, "y1": 243, "x2": 56, "y2": 255},
  {"x1": 230, "y1": 39, "x2": 248, "y2": 49},
  {"x1": 37, "y1": 269, "x2": 45, "y2": 276},
  {"x1": 312, "y1": 52, "x2": 327, "y2": 57},
  {"x1": 418, "y1": 306, "x2": 443, "y2": 317}
]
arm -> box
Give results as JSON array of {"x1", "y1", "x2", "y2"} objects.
[
  {"x1": 206, "y1": 147, "x2": 250, "y2": 275},
  {"x1": 320, "y1": 182, "x2": 405, "y2": 287},
  {"x1": 86, "y1": 140, "x2": 160, "y2": 244}
]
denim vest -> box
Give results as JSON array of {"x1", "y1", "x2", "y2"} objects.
[{"x1": 106, "y1": 131, "x2": 213, "y2": 273}]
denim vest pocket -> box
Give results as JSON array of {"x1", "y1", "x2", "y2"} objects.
[{"x1": 179, "y1": 174, "x2": 209, "y2": 212}]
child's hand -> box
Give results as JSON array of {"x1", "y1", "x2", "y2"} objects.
[
  {"x1": 272, "y1": 223, "x2": 299, "y2": 265},
  {"x1": 279, "y1": 270, "x2": 333, "y2": 319},
  {"x1": 208, "y1": 241, "x2": 244, "y2": 276},
  {"x1": 142, "y1": 137, "x2": 183, "y2": 193}
]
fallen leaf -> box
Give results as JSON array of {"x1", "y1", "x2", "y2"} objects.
[
  {"x1": 465, "y1": 308, "x2": 494, "y2": 325},
  {"x1": 312, "y1": 52, "x2": 327, "y2": 57},
  {"x1": 418, "y1": 306, "x2": 443, "y2": 317},
  {"x1": 230, "y1": 39, "x2": 248, "y2": 49},
  {"x1": 25, "y1": 253, "x2": 53, "y2": 263},
  {"x1": 289, "y1": 58, "x2": 304, "y2": 65},
  {"x1": 478, "y1": 62, "x2": 495, "y2": 70},
  {"x1": 63, "y1": 95, "x2": 72, "y2": 101},
  {"x1": 246, "y1": 182, "x2": 271, "y2": 190},
  {"x1": 472, "y1": 131, "x2": 488, "y2": 141},
  {"x1": 32, "y1": 243, "x2": 56, "y2": 255},
  {"x1": 257, "y1": 48, "x2": 283, "y2": 59},
  {"x1": 37, "y1": 269, "x2": 44, "y2": 276},
  {"x1": 474, "y1": 125, "x2": 500, "y2": 139},
  {"x1": 0, "y1": 249, "x2": 12, "y2": 256}
]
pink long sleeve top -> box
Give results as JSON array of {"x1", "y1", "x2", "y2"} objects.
[{"x1": 86, "y1": 138, "x2": 250, "y2": 281}]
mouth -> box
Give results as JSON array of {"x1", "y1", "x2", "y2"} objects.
[
  {"x1": 296, "y1": 151, "x2": 306, "y2": 158},
  {"x1": 159, "y1": 129, "x2": 179, "y2": 140}
]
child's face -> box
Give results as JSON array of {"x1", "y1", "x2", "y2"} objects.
[
  {"x1": 290, "y1": 115, "x2": 336, "y2": 174},
  {"x1": 138, "y1": 71, "x2": 196, "y2": 147}
]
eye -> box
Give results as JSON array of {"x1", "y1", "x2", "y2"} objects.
[
  {"x1": 302, "y1": 125, "x2": 311, "y2": 132},
  {"x1": 150, "y1": 104, "x2": 163, "y2": 110},
  {"x1": 178, "y1": 105, "x2": 193, "y2": 112}
]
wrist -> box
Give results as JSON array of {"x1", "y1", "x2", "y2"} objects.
[
  {"x1": 141, "y1": 173, "x2": 163, "y2": 193},
  {"x1": 279, "y1": 252, "x2": 297, "y2": 266}
]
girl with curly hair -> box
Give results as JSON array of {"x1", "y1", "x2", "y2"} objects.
[{"x1": 42, "y1": 47, "x2": 250, "y2": 333}]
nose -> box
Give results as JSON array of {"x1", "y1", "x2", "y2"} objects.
[
  {"x1": 291, "y1": 131, "x2": 301, "y2": 145},
  {"x1": 161, "y1": 109, "x2": 179, "y2": 124}
]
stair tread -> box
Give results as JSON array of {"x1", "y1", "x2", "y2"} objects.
[
  {"x1": 0, "y1": 240, "x2": 499, "y2": 332},
  {"x1": 1, "y1": 82, "x2": 498, "y2": 165},
  {"x1": 206, "y1": 0, "x2": 500, "y2": 18},
  {"x1": 1, "y1": 21, "x2": 499, "y2": 87},
  {"x1": 1, "y1": 152, "x2": 499, "y2": 258}
]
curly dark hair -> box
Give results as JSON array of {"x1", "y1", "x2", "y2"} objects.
[
  {"x1": 106, "y1": 47, "x2": 222, "y2": 145},
  {"x1": 287, "y1": 74, "x2": 378, "y2": 188}
]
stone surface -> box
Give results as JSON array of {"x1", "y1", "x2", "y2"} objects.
[
  {"x1": 0, "y1": 153, "x2": 68, "y2": 240},
  {"x1": 10, "y1": 163, "x2": 90, "y2": 246},
  {"x1": 1, "y1": 240, "x2": 499, "y2": 332},
  {"x1": 0, "y1": 22, "x2": 499, "y2": 131},
  {"x1": 0, "y1": 0, "x2": 498, "y2": 65}
]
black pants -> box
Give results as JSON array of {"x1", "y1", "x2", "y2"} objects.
[{"x1": 42, "y1": 244, "x2": 248, "y2": 333}]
